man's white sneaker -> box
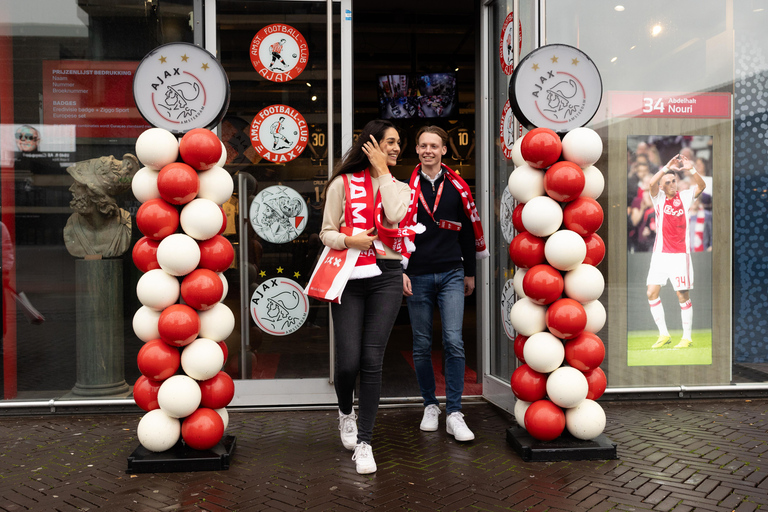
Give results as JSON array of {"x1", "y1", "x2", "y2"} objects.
[
  {"x1": 338, "y1": 410, "x2": 358, "y2": 450},
  {"x1": 352, "y1": 442, "x2": 377, "y2": 474},
  {"x1": 446, "y1": 412, "x2": 475, "y2": 441},
  {"x1": 420, "y1": 404, "x2": 441, "y2": 431}
]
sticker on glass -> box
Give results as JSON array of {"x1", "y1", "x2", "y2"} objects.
[
  {"x1": 250, "y1": 24, "x2": 309, "y2": 83},
  {"x1": 250, "y1": 104, "x2": 308, "y2": 163},
  {"x1": 250, "y1": 185, "x2": 308, "y2": 244},
  {"x1": 251, "y1": 277, "x2": 309, "y2": 336}
]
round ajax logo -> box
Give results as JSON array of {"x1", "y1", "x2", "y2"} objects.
[
  {"x1": 249, "y1": 185, "x2": 308, "y2": 244},
  {"x1": 500, "y1": 100, "x2": 516, "y2": 160},
  {"x1": 509, "y1": 44, "x2": 602, "y2": 134},
  {"x1": 500, "y1": 187, "x2": 515, "y2": 245},
  {"x1": 498, "y1": 11, "x2": 522, "y2": 76},
  {"x1": 250, "y1": 104, "x2": 309, "y2": 163},
  {"x1": 133, "y1": 42, "x2": 230, "y2": 134},
  {"x1": 251, "y1": 277, "x2": 309, "y2": 336},
  {"x1": 250, "y1": 24, "x2": 309, "y2": 83},
  {"x1": 501, "y1": 279, "x2": 516, "y2": 341}
]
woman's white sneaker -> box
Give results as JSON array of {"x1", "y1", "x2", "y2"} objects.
[
  {"x1": 420, "y1": 404, "x2": 441, "y2": 431},
  {"x1": 338, "y1": 410, "x2": 358, "y2": 450},
  {"x1": 446, "y1": 412, "x2": 475, "y2": 441},
  {"x1": 352, "y1": 442, "x2": 377, "y2": 474}
]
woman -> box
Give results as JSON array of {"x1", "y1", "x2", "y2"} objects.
[{"x1": 319, "y1": 119, "x2": 411, "y2": 474}]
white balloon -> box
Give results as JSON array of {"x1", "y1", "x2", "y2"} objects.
[
  {"x1": 215, "y1": 407, "x2": 229, "y2": 430},
  {"x1": 180, "y1": 198, "x2": 223, "y2": 241},
  {"x1": 218, "y1": 272, "x2": 229, "y2": 301},
  {"x1": 564, "y1": 264, "x2": 605, "y2": 303},
  {"x1": 583, "y1": 300, "x2": 607, "y2": 333},
  {"x1": 507, "y1": 164, "x2": 545, "y2": 203},
  {"x1": 546, "y1": 366, "x2": 588, "y2": 408},
  {"x1": 198, "y1": 303, "x2": 235, "y2": 341},
  {"x1": 136, "y1": 268, "x2": 180, "y2": 311},
  {"x1": 181, "y1": 337, "x2": 225, "y2": 381},
  {"x1": 566, "y1": 399, "x2": 606, "y2": 440},
  {"x1": 523, "y1": 331, "x2": 565, "y2": 373},
  {"x1": 157, "y1": 233, "x2": 201, "y2": 277},
  {"x1": 157, "y1": 375, "x2": 202, "y2": 418},
  {"x1": 581, "y1": 165, "x2": 605, "y2": 199},
  {"x1": 513, "y1": 268, "x2": 527, "y2": 298},
  {"x1": 509, "y1": 297, "x2": 547, "y2": 336},
  {"x1": 545, "y1": 230, "x2": 587, "y2": 271},
  {"x1": 135, "y1": 128, "x2": 179, "y2": 170},
  {"x1": 197, "y1": 166, "x2": 234, "y2": 205},
  {"x1": 137, "y1": 409, "x2": 181, "y2": 452},
  {"x1": 521, "y1": 196, "x2": 564, "y2": 237},
  {"x1": 131, "y1": 167, "x2": 161, "y2": 203},
  {"x1": 511, "y1": 136, "x2": 526, "y2": 167},
  {"x1": 561, "y1": 127, "x2": 602, "y2": 168},
  {"x1": 514, "y1": 399, "x2": 531, "y2": 429},
  {"x1": 216, "y1": 141, "x2": 227, "y2": 168},
  {"x1": 133, "y1": 305, "x2": 161, "y2": 342}
]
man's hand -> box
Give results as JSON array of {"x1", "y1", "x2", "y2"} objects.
[
  {"x1": 464, "y1": 276, "x2": 475, "y2": 297},
  {"x1": 403, "y1": 274, "x2": 413, "y2": 297}
]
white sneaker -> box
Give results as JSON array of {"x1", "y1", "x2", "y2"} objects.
[
  {"x1": 352, "y1": 442, "x2": 377, "y2": 474},
  {"x1": 420, "y1": 404, "x2": 441, "y2": 431},
  {"x1": 338, "y1": 410, "x2": 358, "y2": 450},
  {"x1": 446, "y1": 412, "x2": 475, "y2": 442}
]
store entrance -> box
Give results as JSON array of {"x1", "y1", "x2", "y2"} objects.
[{"x1": 351, "y1": 0, "x2": 480, "y2": 401}]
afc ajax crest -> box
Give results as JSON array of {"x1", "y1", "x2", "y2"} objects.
[
  {"x1": 509, "y1": 44, "x2": 602, "y2": 134},
  {"x1": 250, "y1": 24, "x2": 309, "y2": 82},
  {"x1": 133, "y1": 42, "x2": 230, "y2": 134},
  {"x1": 501, "y1": 279, "x2": 516, "y2": 340},
  {"x1": 249, "y1": 185, "x2": 308, "y2": 244},
  {"x1": 499, "y1": 100, "x2": 517, "y2": 160},
  {"x1": 498, "y1": 11, "x2": 522, "y2": 76},
  {"x1": 250, "y1": 104, "x2": 308, "y2": 163},
  {"x1": 251, "y1": 277, "x2": 309, "y2": 336},
  {"x1": 500, "y1": 187, "x2": 515, "y2": 244}
]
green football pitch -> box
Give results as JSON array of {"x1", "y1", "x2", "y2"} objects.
[{"x1": 627, "y1": 330, "x2": 712, "y2": 366}]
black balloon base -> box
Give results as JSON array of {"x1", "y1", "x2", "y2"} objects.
[
  {"x1": 126, "y1": 435, "x2": 236, "y2": 473},
  {"x1": 506, "y1": 427, "x2": 617, "y2": 462}
]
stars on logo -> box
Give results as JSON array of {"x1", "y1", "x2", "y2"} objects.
[
  {"x1": 259, "y1": 270, "x2": 266, "y2": 277},
  {"x1": 181, "y1": 54, "x2": 189, "y2": 62},
  {"x1": 276, "y1": 266, "x2": 284, "y2": 274},
  {"x1": 550, "y1": 55, "x2": 559, "y2": 64},
  {"x1": 571, "y1": 57, "x2": 580, "y2": 66},
  {"x1": 293, "y1": 271, "x2": 301, "y2": 278},
  {"x1": 531, "y1": 63, "x2": 540, "y2": 71},
  {"x1": 201, "y1": 62, "x2": 210, "y2": 71},
  {"x1": 159, "y1": 55, "x2": 167, "y2": 64}
]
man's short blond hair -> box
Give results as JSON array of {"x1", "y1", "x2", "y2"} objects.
[{"x1": 416, "y1": 125, "x2": 448, "y2": 146}]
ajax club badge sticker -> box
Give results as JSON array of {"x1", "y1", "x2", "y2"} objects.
[
  {"x1": 509, "y1": 44, "x2": 602, "y2": 133},
  {"x1": 499, "y1": 100, "x2": 517, "y2": 160},
  {"x1": 250, "y1": 104, "x2": 309, "y2": 163},
  {"x1": 250, "y1": 24, "x2": 309, "y2": 83},
  {"x1": 499, "y1": 11, "x2": 522, "y2": 76},
  {"x1": 133, "y1": 42, "x2": 230, "y2": 134},
  {"x1": 249, "y1": 185, "x2": 308, "y2": 244},
  {"x1": 251, "y1": 277, "x2": 309, "y2": 336}
]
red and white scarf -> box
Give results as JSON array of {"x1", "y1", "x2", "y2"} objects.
[{"x1": 399, "y1": 163, "x2": 489, "y2": 268}]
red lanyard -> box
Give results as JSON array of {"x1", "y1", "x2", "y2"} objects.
[{"x1": 418, "y1": 177, "x2": 445, "y2": 224}]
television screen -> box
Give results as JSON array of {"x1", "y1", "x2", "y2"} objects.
[{"x1": 376, "y1": 72, "x2": 457, "y2": 119}]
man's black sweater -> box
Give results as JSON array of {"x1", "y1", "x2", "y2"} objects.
[{"x1": 405, "y1": 170, "x2": 476, "y2": 278}]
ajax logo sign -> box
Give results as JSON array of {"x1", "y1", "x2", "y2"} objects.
[
  {"x1": 250, "y1": 24, "x2": 309, "y2": 83},
  {"x1": 251, "y1": 278, "x2": 309, "y2": 336},
  {"x1": 250, "y1": 104, "x2": 308, "y2": 163}
]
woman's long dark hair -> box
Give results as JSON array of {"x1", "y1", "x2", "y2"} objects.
[{"x1": 323, "y1": 119, "x2": 397, "y2": 199}]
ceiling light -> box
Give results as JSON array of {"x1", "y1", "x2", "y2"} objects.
[
  {"x1": 651, "y1": 24, "x2": 662, "y2": 36},
  {"x1": 614, "y1": 5, "x2": 625, "y2": 11},
  {"x1": 611, "y1": 57, "x2": 618, "y2": 63}
]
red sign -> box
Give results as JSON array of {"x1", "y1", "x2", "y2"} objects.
[
  {"x1": 609, "y1": 92, "x2": 731, "y2": 119},
  {"x1": 42, "y1": 60, "x2": 151, "y2": 138},
  {"x1": 249, "y1": 105, "x2": 308, "y2": 163},
  {"x1": 250, "y1": 24, "x2": 309, "y2": 83}
]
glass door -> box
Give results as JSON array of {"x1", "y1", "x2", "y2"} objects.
[{"x1": 212, "y1": 0, "x2": 348, "y2": 405}]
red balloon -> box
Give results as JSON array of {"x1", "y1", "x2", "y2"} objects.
[
  {"x1": 509, "y1": 232, "x2": 546, "y2": 269},
  {"x1": 158, "y1": 304, "x2": 200, "y2": 347},
  {"x1": 198, "y1": 235, "x2": 235, "y2": 273},
  {"x1": 563, "y1": 197, "x2": 603, "y2": 236},
  {"x1": 199, "y1": 371, "x2": 235, "y2": 409},
  {"x1": 181, "y1": 407, "x2": 225, "y2": 450},
  {"x1": 546, "y1": 298, "x2": 587, "y2": 339},
  {"x1": 132, "y1": 236, "x2": 161, "y2": 273},
  {"x1": 513, "y1": 334, "x2": 528, "y2": 363},
  {"x1": 520, "y1": 128, "x2": 562, "y2": 169},
  {"x1": 217, "y1": 341, "x2": 228, "y2": 364},
  {"x1": 524, "y1": 399, "x2": 566, "y2": 441},
  {"x1": 137, "y1": 339, "x2": 180, "y2": 381},
  {"x1": 179, "y1": 128, "x2": 223, "y2": 171},
  {"x1": 157, "y1": 162, "x2": 200, "y2": 205},
  {"x1": 583, "y1": 233, "x2": 606, "y2": 266},
  {"x1": 510, "y1": 364, "x2": 547, "y2": 402},
  {"x1": 136, "y1": 198, "x2": 179, "y2": 240},
  {"x1": 522, "y1": 264, "x2": 564, "y2": 305},
  {"x1": 584, "y1": 367, "x2": 607, "y2": 400},
  {"x1": 565, "y1": 331, "x2": 605, "y2": 371},
  {"x1": 181, "y1": 269, "x2": 225, "y2": 311},
  {"x1": 218, "y1": 206, "x2": 227, "y2": 235},
  {"x1": 133, "y1": 375, "x2": 162, "y2": 412},
  {"x1": 544, "y1": 161, "x2": 585, "y2": 202},
  {"x1": 512, "y1": 203, "x2": 526, "y2": 233}
]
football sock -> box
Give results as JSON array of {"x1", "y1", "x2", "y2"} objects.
[{"x1": 649, "y1": 298, "x2": 669, "y2": 336}]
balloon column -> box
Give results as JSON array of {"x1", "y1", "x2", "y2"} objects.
[
  {"x1": 507, "y1": 126, "x2": 608, "y2": 442},
  {"x1": 131, "y1": 127, "x2": 237, "y2": 453}
]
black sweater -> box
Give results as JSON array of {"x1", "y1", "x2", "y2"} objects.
[{"x1": 405, "y1": 171, "x2": 477, "y2": 278}]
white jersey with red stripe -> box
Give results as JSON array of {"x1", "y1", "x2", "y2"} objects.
[{"x1": 651, "y1": 188, "x2": 696, "y2": 254}]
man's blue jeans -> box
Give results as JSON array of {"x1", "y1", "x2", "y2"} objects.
[{"x1": 406, "y1": 268, "x2": 466, "y2": 414}]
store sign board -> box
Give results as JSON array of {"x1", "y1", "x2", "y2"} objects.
[
  {"x1": 42, "y1": 60, "x2": 150, "y2": 138},
  {"x1": 133, "y1": 42, "x2": 230, "y2": 134},
  {"x1": 609, "y1": 92, "x2": 731, "y2": 119}
]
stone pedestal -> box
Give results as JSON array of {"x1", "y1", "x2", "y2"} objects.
[{"x1": 70, "y1": 258, "x2": 130, "y2": 397}]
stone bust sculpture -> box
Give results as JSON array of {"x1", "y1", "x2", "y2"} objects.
[{"x1": 63, "y1": 154, "x2": 140, "y2": 258}]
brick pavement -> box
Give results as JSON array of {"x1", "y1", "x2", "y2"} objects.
[{"x1": 0, "y1": 398, "x2": 766, "y2": 511}]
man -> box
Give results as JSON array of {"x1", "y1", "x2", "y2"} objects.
[
  {"x1": 647, "y1": 154, "x2": 706, "y2": 349},
  {"x1": 401, "y1": 126, "x2": 488, "y2": 441}
]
